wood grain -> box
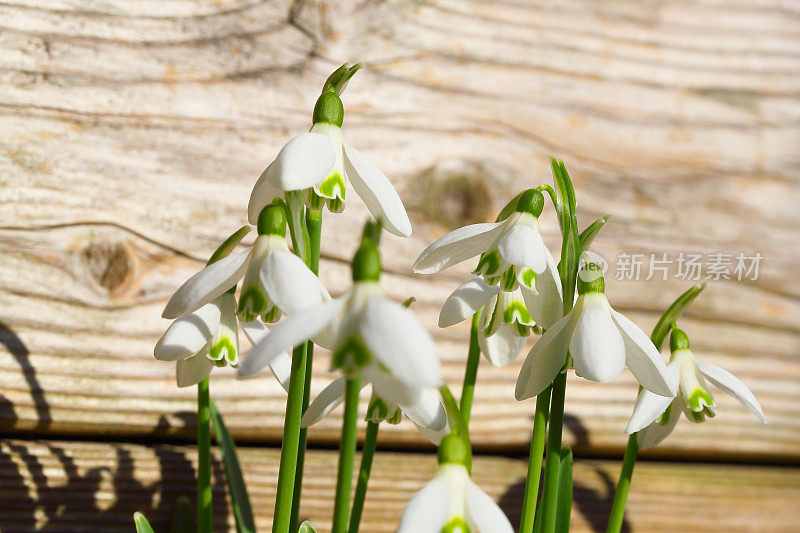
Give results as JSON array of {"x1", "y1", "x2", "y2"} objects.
[
  {"x1": 1, "y1": 0, "x2": 799, "y2": 461},
  {"x1": 2, "y1": 439, "x2": 799, "y2": 532}
]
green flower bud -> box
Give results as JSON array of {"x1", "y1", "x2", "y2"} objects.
[
  {"x1": 312, "y1": 91, "x2": 344, "y2": 127},
  {"x1": 670, "y1": 328, "x2": 691, "y2": 352},
  {"x1": 352, "y1": 244, "x2": 381, "y2": 282},
  {"x1": 577, "y1": 262, "x2": 605, "y2": 295},
  {"x1": 257, "y1": 203, "x2": 287, "y2": 237},
  {"x1": 515, "y1": 188, "x2": 544, "y2": 217},
  {"x1": 437, "y1": 434, "x2": 471, "y2": 470}
]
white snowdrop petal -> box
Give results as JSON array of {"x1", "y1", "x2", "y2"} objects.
[
  {"x1": 478, "y1": 324, "x2": 527, "y2": 367},
  {"x1": 155, "y1": 303, "x2": 220, "y2": 361},
  {"x1": 438, "y1": 277, "x2": 500, "y2": 328},
  {"x1": 636, "y1": 398, "x2": 681, "y2": 450},
  {"x1": 696, "y1": 360, "x2": 767, "y2": 423},
  {"x1": 261, "y1": 249, "x2": 331, "y2": 315},
  {"x1": 497, "y1": 224, "x2": 548, "y2": 273},
  {"x1": 268, "y1": 352, "x2": 292, "y2": 392},
  {"x1": 176, "y1": 355, "x2": 214, "y2": 388},
  {"x1": 362, "y1": 363, "x2": 418, "y2": 407},
  {"x1": 247, "y1": 159, "x2": 284, "y2": 224},
  {"x1": 465, "y1": 481, "x2": 515, "y2": 533},
  {"x1": 521, "y1": 249, "x2": 564, "y2": 329},
  {"x1": 626, "y1": 363, "x2": 679, "y2": 434},
  {"x1": 413, "y1": 222, "x2": 506, "y2": 274},
  {"x1": 301, "y1": 377, "x2": 348, "y2": 427},
  {"x1": 397, "y1": 477, "x2": 450, "y2": 533},
  {"x1": 515, "y1": 313, "x2": 574, "y2": 400},
  {"x1": 238, "y1": 299, "x2": 343, "y2": 378},
  {"x1": 162, "y1": 250, "x2": 251, "y2": 319},
  {"x1": 265, "y1": 132, "x2": 335, "y2": 193},
  {"x1": 343, "y1": 143, "x2": 412, "y2": 237},
  {"x1": 569, "y1": 298, "x2": 626, "y2": 383},
  {"x1": 360, "y1": 298, "x2": 442, "y2": 388},
  {"x1": 398, "y1": 387, "x2": 447, "y2": 432},
  {"x1": 611, "y1": 310, "x2": 676, "y2": 397}
]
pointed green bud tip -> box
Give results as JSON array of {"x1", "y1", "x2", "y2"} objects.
[
  {"x1": 352, "y1": 243, "x2": 381, "y2": 282},
  {"x1": 515, "y1": 188, "x2": 544, "y2": 217},
  {"x1": 313, "y1": 91, "x2": 344, "y2": 127},
  {"x1": 577, "y1": 262, "x2": 605, "y2": 295},
  {"x1": 257, "y1": 202, "x2": 287, "y2": 236},
  {"x1": 437, "y1": 434, "x2": 471, "y2": 468},
  {"x1": 360, "y1": 218, "x2": 383, "y2": 247},
  {"x1": 670, "y1": 328, "x2": 691, "y2": 352}
]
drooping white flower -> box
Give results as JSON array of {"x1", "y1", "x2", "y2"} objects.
[
  {"x1": 397, "y1": 462, "x2": 513, "y2": 533},
  {"x1": 300, "y1": 379, "x2": 449, "y2": 445},
  {"x1": 438, "y1": 271, "x2": 562, "y2": 367},
  {"x1": 161, "y1": 203, "x2": 329, "y2": 323},
  {"x1": 516, "y1": 263, "x2": 677, "y2": 400},
  {"x1": 239, "y1": 242, "x2": 441, "y2": 407},
  {"x1": 414, "y1": 189, "x2": 557, "y2": 294},
  {"x1": 155, "y1": 292, "x2": 293, "y2": 388},
  {"x1": 627, "y1": 328, "x2": 766, "y2": 449},
  {"x1": 247, "y1": 90, "x2": 412, "y2": 237}
]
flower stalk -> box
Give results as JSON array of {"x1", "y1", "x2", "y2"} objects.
[
  {"x1": 459, "y1": 312, "x2": 482, "y2": 425},
  {"x1": 348, "y1": 420, "x2": 380, "y2": 533},
  {"x1": 197, "y1": 377, "x2": 212, "y2": 533},
  {"x1": 332, "y1": 376, "x2": 363, "y2": 533},
  {"x1": 606, "y1": 434, "x2": 638, "y2": 533},
  {"x1": 518, "y1": 386, "x2": 551, "y2": 533}
]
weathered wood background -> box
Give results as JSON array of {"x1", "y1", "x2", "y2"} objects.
[{"x1": 1, "y1": 0, "x2": 799, "y2": 530}]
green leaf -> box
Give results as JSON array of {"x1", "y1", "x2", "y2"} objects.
[
  {"x1": 297, "y1": 520, "x2": 318, "y2": 533},
  {"x1": 207, "y1": 225, "x2": 251, "y2": 266},
  {"x1": 554, "y1": 446, "x2": 573, "y2": 532},
  {"x1": 551, "y1": 158, "x2": 580, "y2": 313},
  {"x1": 169, "y1": 496, "x2": 195, "y2": 533},
  {"x1": 401, "y1": 296, "x2": 416, "y2": 308},
  {"x1": 577, "y1": 215, "x2": 610, "y2": 257},
  {"x1": 322, "y1": 63, "x2": 363, "y2": 95},
  {"x1": 650, "y1": 283, "x2": 707, "y2": 349},
  {"x1": 133, "y1": 512, "x2": 155, "y2": 533},
  {"x1": 210, "y1": 399, "x2": 256, "y2": 533}
]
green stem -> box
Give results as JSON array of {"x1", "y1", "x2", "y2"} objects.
[
  {"x1": 540, "y1": 371, "x2": 567, "y2": 533},
  {"x1": 518, "y1": 386, "x2": 551, "y2": 533},
  {"x1": 289, "y1": 209, "x2": 323, "y2": 532},
  {"x1": 272, "y1": 342, "x2": 309, "y2": 533},
  {"x1": 348, "y1": 420, "x2": 380, "y2": 533},
  {"x1": 196, "y1": 377, "x2": 212, "y2": 533},
  {"x1": 459, "y1": 312, "x2": 482, "y2": 425},
  {"x1": 332, "y1": 376, "x2": 362, "y2": 533},
  {"x1": 606, "y1": 434, "x2": 638, "y2": 533}
]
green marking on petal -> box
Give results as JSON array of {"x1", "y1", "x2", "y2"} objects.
[
  {"x1": 501, "y1": 268, "x2": 518, "y2": 291},
  {"x1": 261, "y1": 304, "x2": 281, "y2": 323},
  {"x1": 237, "y1": 286, "x2": 267, "y2": 322},
  {"x1": 386, "y1": 407, "x2": 402, "y2": 425},
  {"x1": 474, "y1": 250, "x2": 501, "y2": 278},
  {"x1": 513, "y1": 322, "x2": 531, "y2": 336},
  {"x1": 441, "y1": 516, "x2": 471, "y2": 533},
  {"x1": 316, "y1": 172, "x2": 345, "y2": 200},
  {"x1": 483, "y1": 301, "x2": 500, "y2": 336},
  {"x1": 686, "y1": 388, "x2": 714, "y2": 412},
  {"x1": 327, "y1": 196, "x2": 344, "y2": 213},
  {"x1": 703, "y1": 405, "x2": 716, "y2": 419},
  {"x1": 366, "y1": 396, "x2": 389, "y2": 422},
  {"x1": 304, "y1": 188, "x2": 325, "y2": 210},
  {"x1": 209, "y1": 337, "x2": 237, "y2": 364},
  {"x1": 521, "y1": 268, "x2": 537, "y2": 291},
  {"x1": 503, "y1": 300, "x2": 532, "y2": 325},
  {"x1": 689, "y1": 409, "x2": 705, "y2": 423},
  {"x1": 332, "y1": 336, "x2": 372, "y2": 375}
]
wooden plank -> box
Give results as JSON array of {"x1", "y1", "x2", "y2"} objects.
[
  {"x1": 1, "y1": 439, "x2": 799, "y2": 532},
  {"x1": 2, "y1": 0, "x2": 799, "y2": 459}
]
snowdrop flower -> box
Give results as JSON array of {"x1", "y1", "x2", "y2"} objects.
[
  {"x1": 247, "y1": 89, "x2": 412, "y2": 237},
  {"x1": 155, "y1": 292, "x2": 240, "y2": 387},
  {"x1": 161, "y1": 203, "x2": 329, "y2": 323},
  {"x1": 438, "y1": 271, "x2": 562, "y2": 367},
  {"x1": 299, "y1": 380, "x2": 449, "y2": 445},
  {"x1": 627, "y1": 328, "x2": 766, "y2": 449},
  {"x1": 397, "y1": 435, "x2": 513, "y2": 533},
  {"x1": 239, "y1": 241, "x2": 441, "y2": 407},
  {"x1": 414, "y1": 189, "x2": 557, "y2": 294},
  {"x1": 516, "y1": 263, "x2": 677, "y2": 400}
]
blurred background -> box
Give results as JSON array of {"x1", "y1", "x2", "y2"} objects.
[{"x1": 1, "y1": 0, "x2": 799, "y2": 531}]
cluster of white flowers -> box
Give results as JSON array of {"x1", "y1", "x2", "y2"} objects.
[{"x1": 153, "y1": 65, "x2": 766, "y2": 533}]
